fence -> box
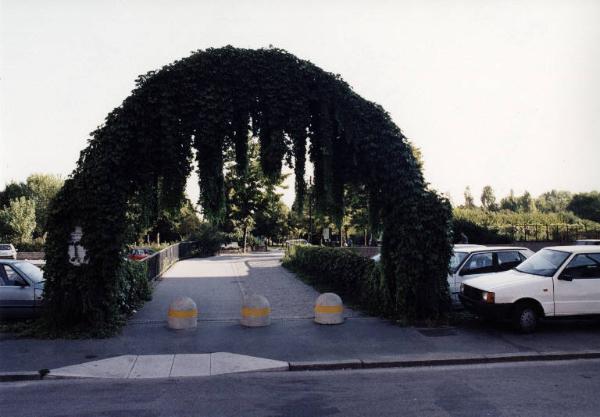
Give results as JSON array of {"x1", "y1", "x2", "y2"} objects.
[{"x1": 140, "y1": 241, "x2": 199, "y2": 281}]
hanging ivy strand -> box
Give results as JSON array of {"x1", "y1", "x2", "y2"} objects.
[{"x1": 42, "y1": 46, "x2": 452, "y2": 335}]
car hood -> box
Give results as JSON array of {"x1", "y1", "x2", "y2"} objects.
[{"x1": 463, "y1": 269, "x2": 547, "y2": 291}]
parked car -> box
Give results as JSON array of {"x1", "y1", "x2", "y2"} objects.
[
  {"x1": 127, "y1": 248, "x2": 155, "y2": 261},
  {"x1": 0, "y1": 244, "x2": 17, "y2": 260},
  {"x1": 459, "y1": 245, "x2": 600, "y2": 333},
  {"x1": 449, "y1": 245, "x2": 534, "y2": 305},
  {"x1": 575, "y1": 239, "x2": 600, "y2": 246},
  {"x1": 0, "y1": 260, "x2": 45, "y2": 319}
]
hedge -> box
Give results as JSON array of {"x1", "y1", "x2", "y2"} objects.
[{"x1": 283, "y1": 245, "x2": 394, "y2": 317}]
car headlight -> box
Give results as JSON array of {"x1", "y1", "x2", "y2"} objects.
[{"x1": 482, "y1": 291, "x2": 495, "y2": 304}]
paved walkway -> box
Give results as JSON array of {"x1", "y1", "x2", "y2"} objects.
[
  {"x1": 130, "y1": 252, "x2": 360, "y2": 323},
  {"x1": 2, "y1": 252, "x2": 600, "y2": 375}
]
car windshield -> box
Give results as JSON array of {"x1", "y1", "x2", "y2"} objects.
[
  {"x1": 12, "y1": 262, "x2": 45, "y2": 283},
  {"x1": 449, "y1": 252, "x2": 468, "y2": 273},
  {"x1": 0, "y1": 244, "x2": 12, "y2": 250},
  {"x1": 515, "y1": 249, "x2": 570, "y2": 277}
]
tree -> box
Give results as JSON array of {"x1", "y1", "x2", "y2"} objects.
[
  {"x1": 0, "y1": 181, "x2": 32, "y2": 208},
  {"x1": 0, "y1": 197, "x2": 36, "y2": 243},
  {"x1": 224, "y1": 141, "x2": 268, "y2": 251},
  {"x1": 517, "y1": 191, "x2": 535, "y2": 213},
  {"x1": 568, "y1": 192, "x2": 600, "y2": 223},
  {"x1": 177, "y1": 201, "x2": 203, "y2": 239},
  {"x1": 480, "y1": 186, "x2": 498, "y2": 211},
  {"x1": 26, "y1": 174, "x2": 63, "y2": 236},
  {"x1": 463, "y1": 186, "x2": 475, "y2": 208},
  {"x1": 536, "y1": 190, "x2": 572, "y2": 213},
  {"x1": 499, "y1": 189, "x2": 518, "y2": 211}
]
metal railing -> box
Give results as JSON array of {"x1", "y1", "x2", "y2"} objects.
[{"x1": 140, "y1": 241, "x2": 199, "y2": 281}]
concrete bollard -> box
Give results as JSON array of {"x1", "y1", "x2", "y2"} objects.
[
  {"x1": 240, "y1": 294, "x2": 271, "y2": 327},
  {"x1": 314, "y1": 293, "x2": 344, "y2": 325},
  {"x1": 167, "y1": 296, "x2": 198, "y2": 330}
]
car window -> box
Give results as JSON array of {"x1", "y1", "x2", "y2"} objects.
[
  {"x1": 461, "y1": 253, "x2": 494, "y2": 275},
  {"x1": 450, "y1": 252, "x2": 468, "y2": 273},
  {"x1": 12, "y1": 262, "x2": 44, "y2": 283},
  {"x1": 0, "y1": 244, "x2": 12, "y2": 250},
  {"x1": 0, "y1": 265, "x2": 28, "y2": 286},
  {"x1": 496, "y1": 251, "x2": 522, "y2": 272},
  {"x1": 516, "y1": 249, "x2": 571, "y2": 277},
  {"x1": 562, "y1": 253, "x2": 600, "y2": 279}
]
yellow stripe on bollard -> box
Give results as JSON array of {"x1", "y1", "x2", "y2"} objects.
[
  {"x1": 314, "y1": 305, "x2": 343, "y2": 314},
  {"x1": 241, "y1": 307, "x2": 271, "y2": 318},
  {"x1": 168, "y1": 309, "x2": 198, "y2": 318}
]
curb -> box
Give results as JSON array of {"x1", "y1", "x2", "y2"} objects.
[
  {"x1": 289, "y1": 351, "x2": 600, "y2": 371},
  {"x1": 3, "y1": 351, "x2": 600, "y2": 381},
  {"x1": 0, "y1": 371, "x2": 46, "y2": 382}
]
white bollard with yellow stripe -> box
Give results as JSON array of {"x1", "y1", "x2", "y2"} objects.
[
  {"x1": 167, "y1": 296, "x2": 198, "y2": 330},
  {"x1": 314, "y1": 293, "x2": 344, "y2": 325},
  {"x1": 240, "y1": 294, "x2": 271, "y2": 327}
]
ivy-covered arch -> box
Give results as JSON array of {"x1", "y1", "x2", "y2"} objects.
[{"x1": 43, "y1": 46, "x2": 452, "y2": 334}]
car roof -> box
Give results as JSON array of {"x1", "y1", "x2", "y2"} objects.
[
  {"x1": 453, "y1": 245, "x2": 530, "y2": 253},
  {"x1": 544, "y1": 245, "x2": 600, "y2": 254}
]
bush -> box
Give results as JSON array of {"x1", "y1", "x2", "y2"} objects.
[
  {"x1": 283, "y1": 246, "x2": 392, "y2": 317},
  {"x1": 117, "y1": 260, "x2": 152, "y2": 316},
  {"x1": 452, "y1": 219, "x2": 511, "y2": 244},
  {"x1": 190, "y1": 223, "x2": 225, "y2": 257},
  {"x1": 15, "y1": 238, "x2": 45, "y2": 252}
]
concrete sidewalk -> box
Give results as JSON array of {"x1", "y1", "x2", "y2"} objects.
[{"x1": 2, "y1": 252, "x2": 600, "y2": 376}]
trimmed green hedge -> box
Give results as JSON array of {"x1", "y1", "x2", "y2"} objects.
[{"x1": 283, "y1": 246, "x2": 393, "y2": 317}]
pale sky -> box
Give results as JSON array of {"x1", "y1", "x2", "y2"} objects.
[{"x1": 1, "y1": 0, "x2": 599, "y2": 207}]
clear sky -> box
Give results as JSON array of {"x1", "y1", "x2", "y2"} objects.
[{"x1": 1, "y1": 0, "x2": 599, "y2": 207}]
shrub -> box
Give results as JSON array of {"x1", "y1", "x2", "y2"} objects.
[
  {"x1": 15, "y1": 238, "x2": 46, "y2": 252},
  {"x1": 283, "y1": 246, "x2": 392, "y2": 317},
  {"x1": 190, "y1": 223, "x2": 225, "y2": 257},
  {"x1": 452, "y1": 219, "x2": 511, "y2": 244},
  {"x1": 117, "y1": 260, "x2": 152, "y2": 316}
]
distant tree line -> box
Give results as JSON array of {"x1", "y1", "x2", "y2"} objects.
[{"x1": 456, "y1": 186, "x2": 600, "y2": 243}]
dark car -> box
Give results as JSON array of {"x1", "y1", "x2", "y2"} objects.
[{"x1": 0, "y1": 260, "x2": 45, "y2": 319}]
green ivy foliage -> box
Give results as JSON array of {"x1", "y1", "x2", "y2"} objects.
[{"x1": 43, "y1": 46, "x2": 452, "y2": 334}]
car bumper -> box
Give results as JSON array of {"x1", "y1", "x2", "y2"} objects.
[{"x1": 458, "y1": 293, "x2": 512, "y2": 320}]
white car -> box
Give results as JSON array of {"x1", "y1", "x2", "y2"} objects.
[
  {"x1": 449, "y1": 245, "x2": 534, "y2": 305},
  {"x1": 0, "y1": 244, "x2": 17, "y2": 260},
  {"x1": 459, "y1": 245, "x2": 600, "y2": 333},
  {"x1": 575, "y1": 239, "x2": 600, "y2": 246}
]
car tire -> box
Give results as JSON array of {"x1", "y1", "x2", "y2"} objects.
[{"x1": 512, "y1": 303, "x2": 538, "y2": 334}]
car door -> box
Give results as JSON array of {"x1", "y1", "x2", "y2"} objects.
[
  {"x1": 554, "y1": 253, "x2": 600, "y2": 315},
  {"x1": 0, "y1": 264, "x2": 35, "y2": 318}
]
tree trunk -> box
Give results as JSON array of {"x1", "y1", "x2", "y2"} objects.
[{"x1": 242, "y1": 226, "x2": 248, "y2": 253}]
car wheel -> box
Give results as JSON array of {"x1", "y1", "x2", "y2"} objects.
[{"x1": 512, "y1": 303, "x2": 538, "y2": 334}]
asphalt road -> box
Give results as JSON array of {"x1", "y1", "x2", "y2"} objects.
[{"x1": 3, "y1": 359, "x2": 600, "y2": 416}]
